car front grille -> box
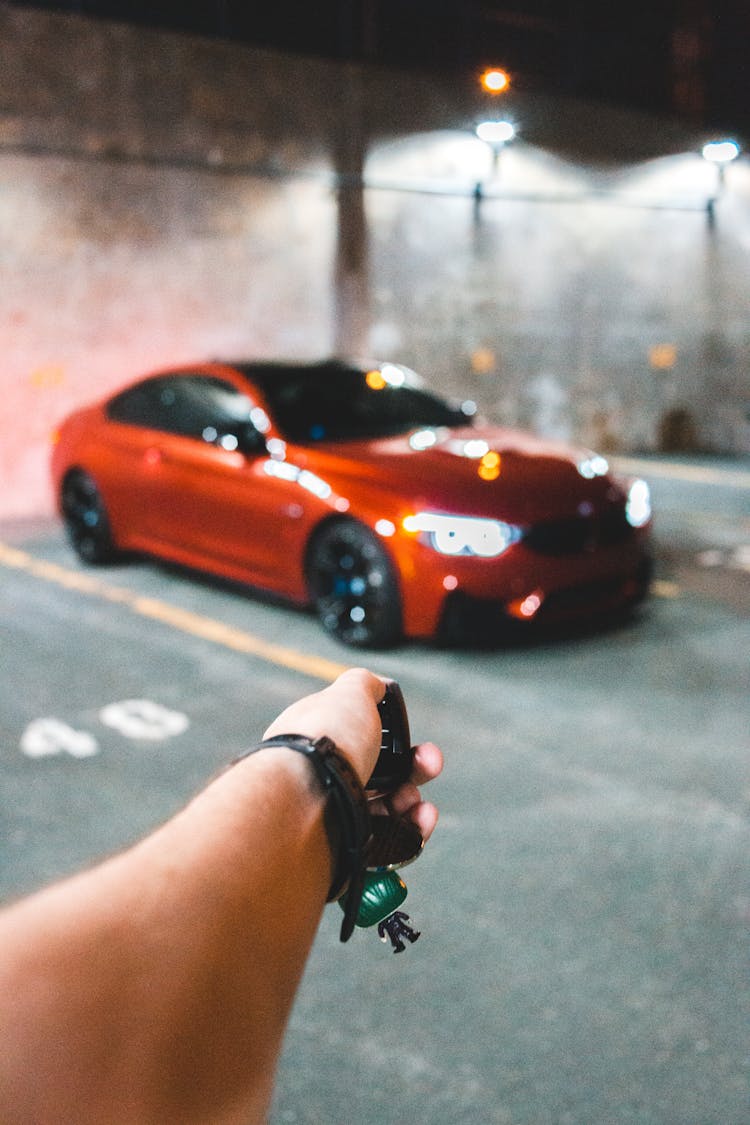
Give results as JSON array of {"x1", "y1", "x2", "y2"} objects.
[{"x1": 523, "y1": 506, "x2": 633, "y2": 556}]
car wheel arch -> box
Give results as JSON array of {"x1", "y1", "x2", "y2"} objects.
[
  {"x1": 303, "y1": 514, "x2": 404, "y2": 648},
  {"x1": 60, "y1": 467, "x2": 120, "y2": 564}
]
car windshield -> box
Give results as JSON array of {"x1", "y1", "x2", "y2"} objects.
[{"x1": 237, "y1": 361, "x2": 472, "y2": 443}]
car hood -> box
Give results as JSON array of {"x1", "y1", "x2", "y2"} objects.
[{"x1": 296, "y1": 424, "x2": 627, "y2": 524}]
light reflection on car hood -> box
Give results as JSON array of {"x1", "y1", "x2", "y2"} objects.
[{"x1": 295, "y1": 424, "x2": 625, "y2": 524}]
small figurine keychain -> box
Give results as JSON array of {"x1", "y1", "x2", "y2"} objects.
[
  {"x1": 339, "y1": 679, "x2": 426, "y2": 953},
  {"x1": 341, "y1": 867, "x2": 421, "y2": 953}
]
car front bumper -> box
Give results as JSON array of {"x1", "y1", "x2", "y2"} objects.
[{"x1": 396, "y1": 530, "x2": 653, "y2": 639}]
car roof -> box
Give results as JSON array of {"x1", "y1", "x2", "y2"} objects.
[{"x1": 222, "y1": 358, "x2": 361, "y2": 379}]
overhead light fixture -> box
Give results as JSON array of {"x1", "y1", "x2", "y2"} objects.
[
  {"x1": 701, "y1": 139, "x2": 740, "y2": 165},
  {"x1": 475, "y1": 120, "x2": 515, "y2": 146},
  {"x1": 480, "y1": 68, "x2": 510, "y2": 94}
]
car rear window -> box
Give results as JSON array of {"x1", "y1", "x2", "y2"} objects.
[{"x1": 107, "y1": 375, "x2": 254, "y2": 440}]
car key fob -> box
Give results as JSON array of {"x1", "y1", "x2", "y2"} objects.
[{"x1": 367, "y1": 679, "x2": 413, "y2": 793}]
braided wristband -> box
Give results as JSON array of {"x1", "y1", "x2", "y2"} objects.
[{"x1": 232, "y1": 734, "x2": 372, "y2": 942}]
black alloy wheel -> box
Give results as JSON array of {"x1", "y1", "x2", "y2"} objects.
[
  {"x1": 61, "y1": 470, "x2": 118, "y2": 564},
  {"x1": 306, "y1": 519, "x2": 403, "y2": 648}
]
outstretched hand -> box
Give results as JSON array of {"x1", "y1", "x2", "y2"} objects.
[{"x1": 263, "y1": 667, "x2": 443, "y2": 844}]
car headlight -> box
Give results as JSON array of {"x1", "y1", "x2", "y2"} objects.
[
  {"x1": 402, "y1": 511, "x2": 521, "y2": 558},
  {"x1": 626, "y1": 478, "x2": 651, "y2": 528}
]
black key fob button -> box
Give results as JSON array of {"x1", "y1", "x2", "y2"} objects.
[{"x1": 367, "y1": 680, "x2": 413, "y2": 793}]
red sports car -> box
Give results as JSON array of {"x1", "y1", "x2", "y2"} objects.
[{"x1": 51, "y1": 360, "x2": 652, "y2": 647}]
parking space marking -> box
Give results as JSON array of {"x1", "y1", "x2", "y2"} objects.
[{"x1": 0, "y1": 542, "x2": 350, "y2": 683}]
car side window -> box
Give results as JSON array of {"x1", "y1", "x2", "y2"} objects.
[{"x1": 107, "y1": 375, "x2": 265, "y2": 454}]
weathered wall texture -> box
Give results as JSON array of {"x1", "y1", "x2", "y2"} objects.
[{"x1": 1, "y1": 3, "x2": 748, "y2": 518}]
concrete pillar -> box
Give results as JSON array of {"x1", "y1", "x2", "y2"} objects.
[{"x1": 332, "y1": 64, "x2": 369, "y2": 357}]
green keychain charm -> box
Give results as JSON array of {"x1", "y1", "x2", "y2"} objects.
[{"x1": 340, "y1": 867, "x2": 421, "y2": 953}]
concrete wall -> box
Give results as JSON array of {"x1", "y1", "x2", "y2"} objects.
[
  {"x1": 1, "y1": 4, "x2": 748, "y2": 519},
  {"x1": 365, "y1": 141, "x2": 750, "y2": 454}
]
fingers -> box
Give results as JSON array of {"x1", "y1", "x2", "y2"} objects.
[
  {"x1": 369, "y1": 740, "x2": 443, "y2": 843},
  {"x1": 262, "y1": 672, "x2": 443, "y2": 825},
  {"x1": 375, "y1": 784, "x2": 439, "y2": 843},
  {"x1": 263, "y1": 668, "x2": 381, "y2": 740},
  {"x1": 408, "y1": 800, "x2": 439, "y2": 844},
  {"x1": 410, "y1": 740, "x2": 444, "y2": 786},
  {"x1": 331, "y1": 666, "x2": 387, "y2": 703},
  {"x1": 263, "y1": 668, "x2": 386, "y2": 784}
]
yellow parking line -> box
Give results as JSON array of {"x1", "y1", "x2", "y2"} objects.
[
  {"x1": 652, "y1": 578, "x2": 681, "y2": 599},
  {"x1": 0, "y1": 539, "x2": 684, "y2": 662},
  {"x1": 0, "y1": 542, "x2": 349, "y2": 683}
]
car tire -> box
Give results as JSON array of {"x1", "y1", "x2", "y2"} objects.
[
  {"x1": 61, "y1": 470, "x2": 119, "y2": 564},
  {"x1": 306, "y1": 519, "x2": 403, "y2": 648}
]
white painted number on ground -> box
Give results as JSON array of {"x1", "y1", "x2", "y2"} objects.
[
  {"x1": 20, "y1": 700, "x2": 190, "y2": 758},
  {"x1": 20, "y1": 718, "x2": 99, "y2": 759},
  {"x1": 98, "y1": 699, "x2": 190, "y2": 741}
]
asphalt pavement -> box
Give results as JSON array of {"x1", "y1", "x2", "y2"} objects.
[{"x1": 1, "y1": 456, "x2": 748, "y2": 1125}]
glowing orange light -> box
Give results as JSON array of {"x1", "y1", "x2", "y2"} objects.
[
  {"x1": 31, "y1": 364, "x2": 65, "y2": 388},
  {"x1": 649, "y1": 343, "x2": 677, "y2": 370},
  {"x1": 365, "y1": 369, "x2": 386, "y2": 390},
  {"x1": 478, "y1": 450, "x2": 501, "y2": 481},
  {"x1": 519, "y1": 593, "x2": 541, "y2": 618},
  {"x1": 507, "y1": 590, "x2": 543, "y2": 620},
  {"x1": 480, "y1": 68, "x2": 510, "y2": 94},
  {"x1": 471, "y1": 347, "x2": 496, "y2": 374}
]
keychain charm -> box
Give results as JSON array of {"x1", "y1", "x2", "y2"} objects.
[
  {"x1": 378, "y1": 909, "x2": 420, "y2": 953},
  {"x1": 340, "y1": 868, "x2": 421, "y2": 953},
  {"x1": 338, "y1": 679, "x2": 426, "y2": 951}
]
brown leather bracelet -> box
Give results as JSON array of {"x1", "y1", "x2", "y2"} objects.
[{"x1": 232, "y1": 734, "x2": 372, "y2": 941}]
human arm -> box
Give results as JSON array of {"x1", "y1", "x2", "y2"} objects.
[{"x1": 0, "y1": 668, "x2": 442, "y2": 1125}]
